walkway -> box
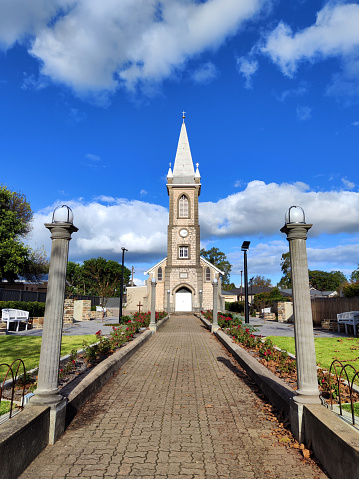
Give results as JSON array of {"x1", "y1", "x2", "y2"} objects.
[{"x1": 20, "y1": 315, "x2": 327, "y2": 479}]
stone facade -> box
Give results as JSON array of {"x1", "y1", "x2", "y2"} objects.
[
  {"x1": 277, "y1": 301, "x2": 294, "y2": 323},
  {"x1": 126, "y1": 119, "x2": 223, "y2": 313}
]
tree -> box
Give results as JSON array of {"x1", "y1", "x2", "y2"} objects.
[
  {"x1": 200, "y1": 247, "x2": 232, "y2": 286},
  {"x1": 308, "y1": 270, "x2": 347, "y2": 291},
  {"x1": 278, "y1": 252, "x2": 291, "y2": 288},
  {"x1": 249, "y1": 275, "x2": 272, "y2": 287},
  {"x1": 66, "y1": 258, "x2": 131, "y2": 306},
  {"x1": 252, "y1": 287, "x2": 289, "y2": 312},
  {"x1": 222, "y1": 282, "x2": 236, "y2": 292},
  {"x1": 350, "y1": 265, "x2": 359, "y2": 284},
  {"x1": 0, "y1": 185, "x2": 48, "y2": 282}
]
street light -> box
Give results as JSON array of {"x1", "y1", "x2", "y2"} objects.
[
  {"x1": 241, "y1": 241, "x2": 250, "y2": 324},
  {"x1": 211, "y1": 278, "x2": 219, "y2": 333},
  {"x1": 119, "y1": 247, "x2": 128, "y2": 320},
  {"x1": 281, "y1": 206, "x2": 320, "y2": 441},
  {"x1": 30, "y1": 205, "x2": 78, "y2": 443}
]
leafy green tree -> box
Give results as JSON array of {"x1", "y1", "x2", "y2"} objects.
[
  {"x1": 0, "y1": 185, "x2": 48, "y2": 282},
  {"x1": 343, "y1": 283, "x2": 359, "y2": 297},
  {"x1": 252, "y1": 287, "x2": 289, "y2": 311},
  {"x1": 200, "y1": 247, "x2": 232, "y2": 286},
  {"x1": 308, "y1": 270, "x2": 347, "y2": 291},
  {"x1": 222, "y1": 282, "x2": 236, "y2": 292},
  {"x1": 350, "y1": 265, "x2": 359, "y2": 284},
  {"x1": 249, "y1": 275, "x2": 272, "y2": 287},
  {"x1": 66, "y1": 258, "x2": 131, "y2": 306},
  {"x1": 277, "y1": 252, "x2": 291, "y2": 288}
]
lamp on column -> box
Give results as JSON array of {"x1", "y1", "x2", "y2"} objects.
[
  {"x1": 241, "y1": 241, "x2": 250, "y2": 324},
  {"x1": 281, "y1": 206, "x2": 320, "y2": 441},
  {"x1": 211, "y1": 279, "x2": 219, "y2": 333},
  {"x1": 30, "y1": 205, "x2": 78, "y2": 443},
  {"x1": 150, "y1": 278, "x2": 157, "y2": 332},
  {"x1": 119, "y1": 247, "x2": 128, "y2": 320}
]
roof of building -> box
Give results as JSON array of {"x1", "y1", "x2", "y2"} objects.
[
  {"x1": 172, "y1": 120, "x2": 197, "y2": 184},
  {"x1": 228, "y1": 286, "x2": 274, "y2": 295},
  {"x1": 144, "y1": 256, "x2": 224, "y2": 276}
]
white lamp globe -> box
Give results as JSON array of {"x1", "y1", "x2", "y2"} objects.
[
  {"x1": 285, "y1": 206, "x2": 305, "y2": 225},
  {"x1": 52, "y1": 205, "x2": 74, "y2": 224}
]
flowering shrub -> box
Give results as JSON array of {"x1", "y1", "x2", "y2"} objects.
[{"x1": 202, "y1": 310, "x2": 244, "y2": 328}]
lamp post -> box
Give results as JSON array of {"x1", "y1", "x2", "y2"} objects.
[
  {"x1": 167, "y1": 289, "x2": 171, "y2": 315},
  {"x1": 281, "y1": 206, "x2": 321, "y2": 441},
  {"x1": 30, "y1": 205, "x2": 78, "y2": 443},
  {"x1": 119, "y1": 247, "x2": 128, "y2": 320},
  {"x1": 211, "y1": 279, "x2": 219, "y2": 332},
  {"x1": 150, "y1": 277, "x2": 157, "y2": 332},
  {"x1": 199, "y1": 289, "x2": 203, "y2": 312},
  {"x1": 241, "y1": 241, "x2": 250, "y2": 324}
]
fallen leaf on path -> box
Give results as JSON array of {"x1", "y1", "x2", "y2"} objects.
[{"x1": 205, "y1": 405, "x2": 213, "y2": 408}]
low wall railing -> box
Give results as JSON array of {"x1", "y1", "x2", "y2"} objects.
[
  {"x1": 0, "y1": 359, "x2": 27, "y2": 421},
  {"x1": 329, "y1": 359, "x2": 359, "y2": 426}
]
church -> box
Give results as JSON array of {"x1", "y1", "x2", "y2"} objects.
[{"x1": 126, "y1": 116, "x2": 223, "y2": 313}]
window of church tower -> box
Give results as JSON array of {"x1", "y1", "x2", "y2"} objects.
[
  {"x1": 179, "y1": 246, "x2": 189, "y2": 258},
  {"x1": 179, "y1": 195, "x2": 189, "y2": 218},
  {"x1": 158, "y1": 267, "x2": 163, "y2": 281},
  {"x1": 205, "y1": 267, "x2": 211, "y2": 281}
]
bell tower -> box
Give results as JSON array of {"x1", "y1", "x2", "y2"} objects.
[{"x1": 165, "y1": 114, "x2": 202, "y2": 311}]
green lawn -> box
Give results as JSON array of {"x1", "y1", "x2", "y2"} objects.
[
  {"x1": 0, "y1": 400, "x2": 11, "y2": 416},
  {"x1": 0, "y1": 335, "x2": 97, "y2": 381},
  {"x1": 268, "y1": 336, "x2": 359, "y2": 376}
]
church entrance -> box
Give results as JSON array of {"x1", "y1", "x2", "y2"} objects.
[{"x1": 175, "y1": 287, "x2": 192, "y2": 312}]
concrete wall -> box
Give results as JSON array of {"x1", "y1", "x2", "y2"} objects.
[
  {"x1": 0, "y1": 406, "x2": 49, "y2": 479},
  {"x1": 126, "y1": 286, "x2": 148, "y2": 312}
]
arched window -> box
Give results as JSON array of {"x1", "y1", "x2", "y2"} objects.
[
  {"x1": 179, "y1": 195, "x2": 189, "y2": 218},
  {"x1": 205, "y1": 267, "x2": 211, "y2": 282},
  {"x1": 158, "y1": 267, "x2": 163, "y2": 281}
]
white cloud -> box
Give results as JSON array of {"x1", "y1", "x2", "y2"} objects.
[
  {"x1": 296, "y1": 105, "x2": 311, "y2": 121},
  {"x1": 352, "y1": 121, "x2": 359, "y2": 126},
  {"x1": 199, "y1": 180, "x2": 359, "y2": 237},
  {"x1": 236, "y1": 55, "x2": 258, "y2": 88},
  {"x1": 341, "y1": 178, "x2": 355, "y2": 190},
  {"x1": 276, "y1": 85, "x2": 307, "y2": 102},
  {"x1": 0, "y1": 0, "x2": 267, "y2": 94},
  {"x1": 191, "y1": 62, "x2": 217, "y2": 84},
  {"x1": 29, "y1": 199, "x2": 168, "y2": 263},
  {"x1": 261, "y1": 3, "x2": 359, "y2": 77},
  {"x1": 27, "y1": 181, "x2": 359, "y2": 274}
]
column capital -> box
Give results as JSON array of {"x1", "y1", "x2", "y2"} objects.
[
  {"x1": 280, "y1": 223, "x2": 312, "y2": 241},
  {"x1": 45, "y1": 222, "x2": 78, "y2": 240}
]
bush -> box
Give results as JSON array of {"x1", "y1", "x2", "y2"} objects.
[
  {"x1": 342, "y1": 283, "x2": 359, "y2": 298},
  {"x1": 0, "y1": 301, "x2": 46, "y2": 317},
  {"x1": 226, "y1": 301, "x2": 244, "y2": 313}
]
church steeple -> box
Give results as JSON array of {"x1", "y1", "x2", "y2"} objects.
[{"x1": 172, "y1": 119, "x2": 196, "y2": 184}]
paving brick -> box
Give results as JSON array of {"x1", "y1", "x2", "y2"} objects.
[{"x1": 19, "y1": 315, "x2": 327, "y2": 479}]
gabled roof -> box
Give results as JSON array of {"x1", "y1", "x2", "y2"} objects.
[
  {"x1": 144, "y1": 257, "x2": 167, "y2": 276},
  {"x1": 144, "y1": 256, "x2": 224, "y2": 276},
  {"x1": 200, "y1": 256, "x2": 224, "y2": 275}
]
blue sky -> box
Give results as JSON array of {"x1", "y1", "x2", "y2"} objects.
[{"x1": 1, "y1": 0, "x2": 359, "y2": 287}]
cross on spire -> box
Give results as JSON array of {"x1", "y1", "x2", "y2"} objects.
[{"x1": 182, "y1": 111, "x2": 186, "y2": 123}]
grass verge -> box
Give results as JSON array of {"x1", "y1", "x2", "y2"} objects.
[
  {"x1": 0, "y1": 335, "x2": 97, "y2": 381},
  {"x1": 267, "y1": 336, "x2": 359, "y2": 381},
  {"x1": 0, "y1": 400, "x2": 11, "y2": 415}
]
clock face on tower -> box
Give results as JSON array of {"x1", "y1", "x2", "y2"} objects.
[{"x1": 179, "y1": 228, "x2": 188, "y2": 238}]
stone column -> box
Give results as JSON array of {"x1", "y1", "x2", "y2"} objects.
[
  {"x1": 30, "y1": 221, "x2": 78, "y2": 443},
  {"x1": 199, "y1": 290, "x2": 203, "y2": 312},
  {"x1": 150, "y1": 278, "x2": 157, "y2": 332},
  {"x1": 211, "y1": 279, "x2": 219, "y2": 333},
  {"x1": 167, "y1": 289, "x2": 171, "y2": 315},
  {"x1": 281, "y1": 220, "x2": 321, "y2": 441}
]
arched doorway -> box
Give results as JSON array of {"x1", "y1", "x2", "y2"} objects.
[{"x1": 175, "y1": 287, "x2": 192, "y2": 312}]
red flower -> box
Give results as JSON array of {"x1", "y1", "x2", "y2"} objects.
[{"x1": 95, "y1": 330, "x2": 101, "y2": 336}]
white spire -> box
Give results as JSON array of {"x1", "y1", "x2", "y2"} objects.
[
  {"x1": 195, "y1": 162, "x2": 201, "y2": 179},
  {"x1": 167, "y1": 162, "x2": 173, "y2": 179},
  {"x1": 172, "y1": 120, "x2": 195, "y2": 182}
]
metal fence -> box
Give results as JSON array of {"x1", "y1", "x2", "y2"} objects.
[{"x1": 311, "y1": 297, "x2": 359, "y2": 325}]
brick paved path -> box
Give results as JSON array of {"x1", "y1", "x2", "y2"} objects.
[{"x1": 20, "y1": 315, "x2": 327, "y2": 479}]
